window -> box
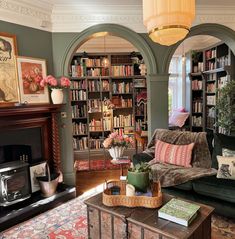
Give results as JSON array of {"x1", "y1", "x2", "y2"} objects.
[{"x1": 169, "y1": 56, "x2": 184, "y2": 115}]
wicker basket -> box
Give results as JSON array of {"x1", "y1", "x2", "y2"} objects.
[{"x1": 102, "y1": 180, "x2": 162, "y2": 208}]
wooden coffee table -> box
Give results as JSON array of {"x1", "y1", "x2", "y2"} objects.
[{"x1": 84, "y1": 193, "x2": 214, "y2": 239}]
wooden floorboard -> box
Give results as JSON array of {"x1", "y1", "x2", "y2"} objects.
[{"x1": 76, "y1": 169, "x2": 121, "y2": 195}]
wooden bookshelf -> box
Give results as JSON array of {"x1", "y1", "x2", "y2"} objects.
[
  {"x1": 189, "y1": 42, "x2": 235, "y2": 133},
  {"x1": 69, "y1": 52, "x2": 147, "y2": 170}
]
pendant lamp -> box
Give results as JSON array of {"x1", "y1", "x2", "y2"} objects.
[
  {"x1": 143, "y1": 0, "x2": 195, "y2": 46},
  {"x1": 101, "y1": 36, "x2": 109, "y2": 68}
]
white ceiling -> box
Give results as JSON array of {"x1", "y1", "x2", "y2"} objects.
[
  {"x1": 76, "y1": 34, "x2": 220, "y2": 58},
  {"x1": 1, "y1": 0, "x2": 235, "y2": 32}
]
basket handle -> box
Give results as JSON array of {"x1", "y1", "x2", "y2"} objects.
[{"x1": 45, "y1": 162, "x2": 51, "y2": 182}]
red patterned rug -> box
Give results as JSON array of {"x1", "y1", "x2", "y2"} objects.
[{"x1": 1, "y1": 193, "x2": 235, "y2": 239}]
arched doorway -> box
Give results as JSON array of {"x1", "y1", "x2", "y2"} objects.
[
  {"x1": 164, "y1": 23, "x2": 235, "y2": 73},
  {"x1": 60, "y1": 24, "x2": 157, "y2": 76}
]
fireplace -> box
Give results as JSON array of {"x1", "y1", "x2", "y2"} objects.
[
  {"x1": 0, "y1": 161, "x2": 30, "y2": 206},
  {"x1": 0, "y1": 104, "x2": 62, "y2": 206}
]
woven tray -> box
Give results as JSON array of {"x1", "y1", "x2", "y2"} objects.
[{"x1": 102, "y1": 180, "x2": 162, "y2": 208}]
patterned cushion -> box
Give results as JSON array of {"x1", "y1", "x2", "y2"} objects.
[
  {"x1": 223, "y1": 148, "x2": 235, "y2": 157},
  {"x1": 217, "y1": 156, "x2": 235, "y2": 180},
  {"x1": 169, "y1": 111, "x2": 189, "y2": 128},
  {"x1": 154, "y1": 140, "x2": 195, "y2": 167},
  {"x1": 212, "y1": 134, "x2": 235, "y2": 169}
]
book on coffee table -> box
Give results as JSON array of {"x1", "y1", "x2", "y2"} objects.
[{"x1": 158, "y1": 198, "x2": 200, "y2": 227}]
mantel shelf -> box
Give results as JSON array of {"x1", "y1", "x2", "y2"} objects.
[{"x1": 0, "y1": 103, "x2": 64, "y2": 117}]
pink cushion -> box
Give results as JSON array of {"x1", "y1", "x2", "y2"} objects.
[
  {"x1": 154, "y1": 140, "x2": 195, "y2": 167},
  {"x1": 169, "y1": 111, "x2": 189, "y2": 128}
]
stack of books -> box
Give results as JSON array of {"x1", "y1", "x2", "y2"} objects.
[{"x1": 158, "y1": 198, "x2": 200, "y2": 227}]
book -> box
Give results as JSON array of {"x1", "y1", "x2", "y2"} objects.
[{"x1": 158, "y1": 198, "x2": 200, "y2": 227}]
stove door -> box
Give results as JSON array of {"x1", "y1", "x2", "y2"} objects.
[{"x1": 0, "y1": 167, "x2": 30, "y2": 206}]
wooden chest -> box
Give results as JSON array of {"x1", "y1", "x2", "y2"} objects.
[{"x1": 85, "y1": 193, "x2": 214, "y2": 239}]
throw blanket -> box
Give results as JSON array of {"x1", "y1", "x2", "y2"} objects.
[{"x1": 144, "y1": 129, "x2": 217, "y2": 187}]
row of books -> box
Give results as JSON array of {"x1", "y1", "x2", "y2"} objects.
[
  {"x1": 192, "y1": 101, "x2": 203, "y2": 113},
  {"x1": 218, "y1": 76, "x2": 229, "y2": 89},
  {"x1": 206, "y1": 83, "x2": 215, "y2": 93},
  {"x1": 88, "y1": 80, "x2": 101, "y2": 92},
  {"x1": 207, "y1": 95, "x2": 216, "y2": 105},
  {"x1": 207, "y1": 73, "x2": 216, "y2": 81},
  {"x1": 205, "y1": 49, "x2": 216, "y2": 59},
  {"x1": 88, "y1": 100, "x2": 102, "y2": 113},
  {"x1": 71, "y1": 90, "x2": 87, "y2": 101},
  {"x1": 73, "y1": 137, "x2": 88, "y2": 150},
  {"x1": 71, "y1": 80, "x2": 86, "y2": 89},
  {"x1": 89, "y1": 119, "x2": 102, "y2": 131},
  {"x1": 192, "y1": 116, "x2": 202, "y2": 127},
  {"x1": 205, "y1": 61, "x2": 216, "y2": 71},
  {"x1": 71, "y1": 64, "x2": 86, "y2": 77},
  {"x1": 87, "y1": 68, "x2": 109, "y2": 77},
  {"x1": 111, "y1": 65, "x2": 134, "y2": 76},
  {"x1": 90, "y1": 138, "x2": 103, "y2": 150},
  {"x1": 103, "y1": 118, "x2": 112, "y2": 131},
  {"x1": 113, "y1": 114, "x2": 134, "y2": 128},
  {"x1": 73, "y1": 122, "x2": 87, "y2": 135},
  {"x1": 112, "y1": 82, "x2": 133, "y2": 94},
  {"x1": 217, "y1": 55, "x2": 229, "y2": 68},
  {"x1": 192, "y1": 80, "x2": 203, "y2": 90},
  {"x1": 84, "y1": 58, "x2": 102, "y2": 67},
  {"x1": 119, "y1": 97, "x2": 132, "y2": 108},
  {"x1": 72, "y1": 105, "x2": 87, "y2": 118}
]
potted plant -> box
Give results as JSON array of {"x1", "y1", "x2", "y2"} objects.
[
  {"x1": 127, "y1": 162, "x2": 151, "y2": 192},
  {"x1": 216, "y1": 80, "x2": 235, "y2": 135}
]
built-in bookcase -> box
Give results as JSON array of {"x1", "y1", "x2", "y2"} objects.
[
  {"x1": 189, "y1": 42, "x2": 235, "y2": 133},
  {"x1": 70, "y1": 52, "x2": 147, "y2": 170}
]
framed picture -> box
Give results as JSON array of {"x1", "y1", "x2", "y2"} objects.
[
  {"x1": 0, "y1": 32, "x2": 20, "y2": 104},
  {"x1": 29, "y1": 161, "x2": 46, "y2": 193},
  {"x1": 16, "y1": 56, "x2": 49, "y2": 104}
]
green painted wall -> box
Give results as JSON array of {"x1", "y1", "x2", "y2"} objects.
[{"x1": 0, "y1": 20, "x2": 54, "y2": 73}]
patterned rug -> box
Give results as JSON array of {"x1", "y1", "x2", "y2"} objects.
[{"x1": 1, "y1": 191, "x2": 235, "y2": 239}]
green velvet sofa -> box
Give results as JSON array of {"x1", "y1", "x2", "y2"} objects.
[{"x1": 133, "y1": 133, "x2": 235, "y2": 219}]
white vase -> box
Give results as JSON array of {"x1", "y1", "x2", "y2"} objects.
[
  {"x1": 51, "y1": 89, "x2": 63, "y2": 104},
  {"x1": 108, "y1": 146, "x2": 125, "y2": 160}
]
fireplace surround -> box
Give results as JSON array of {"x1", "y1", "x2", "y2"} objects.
[{"x1": 0, "y1": 104, "x2": 62, "y2": 205}]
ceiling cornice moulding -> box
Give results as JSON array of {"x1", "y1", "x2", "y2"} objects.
[{"x1": 0, "y1": 1, "x2": 235, "y2": 33}]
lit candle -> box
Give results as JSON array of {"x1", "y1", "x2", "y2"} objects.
[{"x1": 126, "y1": 184, "x2": 135, "y2": 196}]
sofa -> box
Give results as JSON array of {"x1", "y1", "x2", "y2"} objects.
[{"x1": 133, "y1": 130, "x2": 235, "y2": 219}]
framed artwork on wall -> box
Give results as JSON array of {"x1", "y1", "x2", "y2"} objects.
[
  {"x1": 16, "y1": 56, "x2": 49, "y2": 104},
  {"x1": 0, "y1": 32, "x2": 20, "y2": 104},
  {"x1": 29, "y1": 161, "x2": 46, "y2": 193}
]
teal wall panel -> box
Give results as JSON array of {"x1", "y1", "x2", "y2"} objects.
[{"x1": 0, "y1": 20, "x2": 54, "y2": 74}]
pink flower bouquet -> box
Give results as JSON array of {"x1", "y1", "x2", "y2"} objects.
[
  {"x1": 103, "y1": 132, "x2": 134, "y2": 149},
  {"x1": 40, "y1": 75, "x2": 71, "y2": 89}
]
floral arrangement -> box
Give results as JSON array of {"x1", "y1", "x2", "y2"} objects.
[
  {"x1": 40, "y1": 75, "x2": 71, "y2": 89},
  {"x1": 103, "y1": 132, "x2": 134, "y2": 149}
]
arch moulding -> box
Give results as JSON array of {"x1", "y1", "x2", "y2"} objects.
[
  {"x1": 163, "y1": 23, "x2": 235, "y2": 73},
  {"x1": 61, "y1": 23, "x2": 157, "y2": 76}
]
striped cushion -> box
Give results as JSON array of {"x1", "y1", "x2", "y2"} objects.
[{"x1": 154, "y1": 140, "x2": 195, "y2": 167}]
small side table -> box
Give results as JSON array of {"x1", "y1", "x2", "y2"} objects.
[
  {"x1": 111, "y1": 157, "x2": 131, "y2": 180},
  {"x1": 134, "y1": 131, "x2": 148, "y2": 153}
]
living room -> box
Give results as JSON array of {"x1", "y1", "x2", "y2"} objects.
[{"x1": 0, "y1": 0, "x2": 235, "y2": 238}]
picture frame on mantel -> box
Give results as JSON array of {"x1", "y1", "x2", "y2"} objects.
[
  {"x1": 0, "y1": 32, "x2": 20, "y2": 104},
  {"x1": 16, "y1": 56, "x2": 49, "y2": 104}
]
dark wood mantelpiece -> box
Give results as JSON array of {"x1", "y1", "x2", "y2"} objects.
[
  {"x1": 0, "y1": 103, "x2": 63, "y2": 117},
  {"x1": 0, "y1": 103, "x2": 63, "y2": 173}
]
